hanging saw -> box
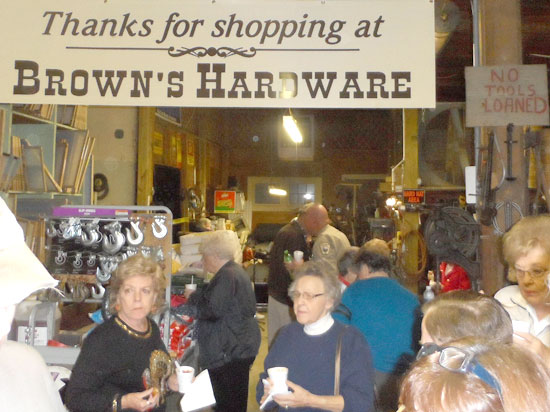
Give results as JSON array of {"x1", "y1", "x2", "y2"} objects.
[
  {"x1": 479, "y1": 131, "x2": 497, "y2": 226},
  {"x1": 505, "y1": 123, "x2": 517, "y2": 181}
]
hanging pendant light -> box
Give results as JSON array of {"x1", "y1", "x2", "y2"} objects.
[{"x1": 283, "y1": 110, "x2": 303, "y2": 143}]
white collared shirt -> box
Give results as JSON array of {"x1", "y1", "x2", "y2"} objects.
[{"x1": 495, "y1": 285, "x2": 550, "y2": 347}]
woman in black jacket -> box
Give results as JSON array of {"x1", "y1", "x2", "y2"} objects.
[{"x1": 186, "y1": 230, "x2": 260, "y2": 412}]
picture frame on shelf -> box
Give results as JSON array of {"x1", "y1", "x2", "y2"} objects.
[
  {"x1": 56, "y1": 129, "x2": 88, "y2": 193},
  {"x1": 0, "y1": 108, "x2": 5, "y2": 151},
  {"x1": 54, "y1": 139, "x2": 69, "y2": 189},
  {"x1": 22, "y1": 143, "x2": 47, "y2": 192}
]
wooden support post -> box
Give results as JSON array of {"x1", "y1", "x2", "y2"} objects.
[
  {"x1": 137, "y1": 107, "x2": 155, "y2": 206},
  {"x1": 478, "y1": 0, "x2": 526, "y2": 294},
  {"x1": 402, "y1": 109, "x2": 420, "y2": 293}
]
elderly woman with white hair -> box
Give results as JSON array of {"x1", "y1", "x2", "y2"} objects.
[
  {"x1": 256, "y1": 262, "x2": 375, "y2": 412},
  {"x1": 185, "y1": 230, "x2": 261, "y2": 412}
]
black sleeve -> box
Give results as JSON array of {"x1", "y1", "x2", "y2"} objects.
[
  {"x1": 65, "y1": 331, "x2": 118, "y2": 412},
  {"x1": 268, "y1": 226, "x2": 306, "y2": 305}
]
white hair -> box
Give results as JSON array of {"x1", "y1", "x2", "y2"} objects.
[{"x1": 199, "y1": 230, "x2": 241, "y2": 262}]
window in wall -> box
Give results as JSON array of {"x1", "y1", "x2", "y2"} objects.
[
  {"x1": 254, "y1": 183, "x2": 281, "y2": 204},
  {"x1": 248, "y1": 176, "x2": 322, "y2": 212},
  {"x1": 289, "y1": 183, "x2": 315, "y2": 205}
]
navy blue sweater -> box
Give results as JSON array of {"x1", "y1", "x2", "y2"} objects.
[{"x1": 256, "y1": 321, "x2": 375, "y2": 412}]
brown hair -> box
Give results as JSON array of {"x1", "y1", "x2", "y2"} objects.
[
  {"x1": 399, "y1": 339, "x2": 550, "y2": 412},
  {"x1": 502, "y1": 214, "x2": 550, "y2": 282},
  {"x1": 109, "y1": 254, "x2": 166, "y2": 314},
  {"x1": 422, "y1": 290, "x2": 513, "y2": 345},
  {"x1": 337, "y1": 246, "x2": 360, "y2": 276}
]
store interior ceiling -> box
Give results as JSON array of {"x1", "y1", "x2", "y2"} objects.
[
  {"x1": 209, "y1": 0, "x2": 550, "y2": 148},
  {"x1": 436, "y1": 0, "x2": 550, "y2": 102}
]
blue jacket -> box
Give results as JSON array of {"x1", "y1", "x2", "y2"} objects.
[{"x1": 333, "y1": 277, "x2": 421, "y2": 374}]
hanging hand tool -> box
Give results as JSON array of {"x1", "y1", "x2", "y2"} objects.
[
  {"x1": 479, "y1": 131, "x2": 497, "y2": 226},
  {"x1": 505, "y1": 123, "x2": 517, "y2": 181}
]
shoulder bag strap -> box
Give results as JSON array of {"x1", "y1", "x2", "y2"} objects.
[{"x1": 334, "y1": 325, "x2": 348, "y2": 396}]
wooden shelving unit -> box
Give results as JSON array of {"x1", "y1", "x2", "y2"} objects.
[{"x1": 0, "y1": 104, "x2": 93, "y2": 218}]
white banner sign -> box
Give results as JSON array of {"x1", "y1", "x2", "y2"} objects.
[
  {"x1": 465, "y1": 64, "x2": 550, "y2": 127},
  {"x1": 0, "y1": 0, "x2": 435, "y2": 108}
]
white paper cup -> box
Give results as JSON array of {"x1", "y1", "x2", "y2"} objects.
[
  {"x1": 267, "y1": 367, "x2": 288, "y2": 394},
  {"x1": 177, "y1": 366, "x2": 195, "y2": 394},
  {"x1": 293, "y1": 250, "x2": 304, "y2": 263},
  {"x1": 185, "y1": 283, "x2": 197, "y2": 292}
]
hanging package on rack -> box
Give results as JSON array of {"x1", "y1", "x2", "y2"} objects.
[{"x1": 41, "y1": 205, "x2": 173, "y2": 351}]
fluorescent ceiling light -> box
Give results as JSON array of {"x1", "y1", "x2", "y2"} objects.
[
  {"x1": 283, "y1": 115, "x2": 303, "y2": 143},
  {"x1": 268, "y1": 186, "x2": 287, "y2": 196}
]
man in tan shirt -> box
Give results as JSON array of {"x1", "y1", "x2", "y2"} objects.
[{"x1": 302, "y1": 203, "x2": 351, "y2": 277}]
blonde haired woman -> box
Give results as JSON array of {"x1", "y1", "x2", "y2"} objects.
[
  {"x1": 495, "y1": 214, "x2": 550, "y2": 347},
  {"x1": 66, "y1": 255, "x2": 178, "y2": 412}
]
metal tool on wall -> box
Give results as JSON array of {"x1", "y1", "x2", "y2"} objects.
[{"x1": 479, "y1": 131, "x2": 497, "y2": 226}]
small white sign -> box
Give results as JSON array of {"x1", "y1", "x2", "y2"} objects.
[
  {"x1": 17, "y1": 326, "x2": 48, "y2": 346},
  {"x1": 465, "y1": 64, "x2": 550, "y2": 127}
]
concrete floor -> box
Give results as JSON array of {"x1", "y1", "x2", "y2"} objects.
[{"x1": 247, "y1": 313, "x2": 268, "y2": 412}]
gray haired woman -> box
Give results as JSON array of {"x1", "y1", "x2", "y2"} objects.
[
  {"x1": 256, "y1": 262, "x2": 375, "y2": 412},
  {"x1": 185, "y1": 230, "x2": 260, "y2": 412}
]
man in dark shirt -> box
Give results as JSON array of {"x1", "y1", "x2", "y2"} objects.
[{"x1": 267, "y1": 207, "x2": 311, "y2": 345}]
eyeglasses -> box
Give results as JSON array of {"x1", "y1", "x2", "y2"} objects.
[
  {"x1": 416, "y1": 343, "x2": 502, "y2": 398},
  {"x1": 290, "y1": 291, "x2": 325, "y2": 301},
  {"x1": 511, "y1": 267, "x2": 549, "y2": 279}
]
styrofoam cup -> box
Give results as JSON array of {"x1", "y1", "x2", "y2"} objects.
[
  {"x1": 293, "y1": 250, "x2": 304, "y2": 263},
  {"x1": 177, "y1": 366, "x2": 195, "y2": 394},
  {"x1": 267, "y1": 366, "x2": 288, "y2": 394}
]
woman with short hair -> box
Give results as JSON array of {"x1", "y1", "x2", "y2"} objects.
[
  {"x1": 399, "y1": 339, "x2": 550, "y2": 412},
  {"x1": 256, "y1": 262, "x2": 375, "y2": 412},
  {"x1": 495, "y1": 214, "x2": 550, "y2": 347},
  {"x1": 186, "y1": 230, "x2": 260, "y2": 412},
  {"x1": 66, "y1": 255, "x2": 178, "y2": 412},
  {"x1": 421, "y1": 290, "x2": 513, "y2": 345}
]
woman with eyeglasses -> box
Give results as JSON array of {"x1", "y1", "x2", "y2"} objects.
[
  {"x1": 256, "y1": 262, "x2": 375, "y2": 412},
  {"x1": 494, "y1": 215, "x2": 550, "y2": 348},
  {"x1": 399, "y1": 339, "x2": 550, "y2": 412}
]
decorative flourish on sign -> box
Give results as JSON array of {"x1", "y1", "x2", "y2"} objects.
[{"x1": 167, "y1": 46, "x2": 257, "y2": 58}]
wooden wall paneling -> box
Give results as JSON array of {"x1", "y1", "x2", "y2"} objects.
[
  {"x1": 251, "y1": 210, "x2": 296, "y2": 231},
  {"x1": 137, "y1": 107, "x2": 155, "y2": 205}
]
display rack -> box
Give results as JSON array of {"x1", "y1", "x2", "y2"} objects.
[{"x1": 33, "y1": 204, "x2": 173, "y2": 366}]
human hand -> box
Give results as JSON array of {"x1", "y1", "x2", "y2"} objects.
[
  {"x1": 273, "y1": 380, "x2": 313, "y2": 409},
  {"x1": 167, "y1": 372, "x2": 180, "y2": 392},
  {"x1": 514, "y1": 331, "x2": 550, "y2": 364},
  {"x1": 259, "y1": 378, "x2": 272, "y2": 404},
  {"x1": 121, "y1": 388, "x2": 159, "y2": 412},
  {"x1": 285, "y1": 260, "x2": 304, "y2": 273}
]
